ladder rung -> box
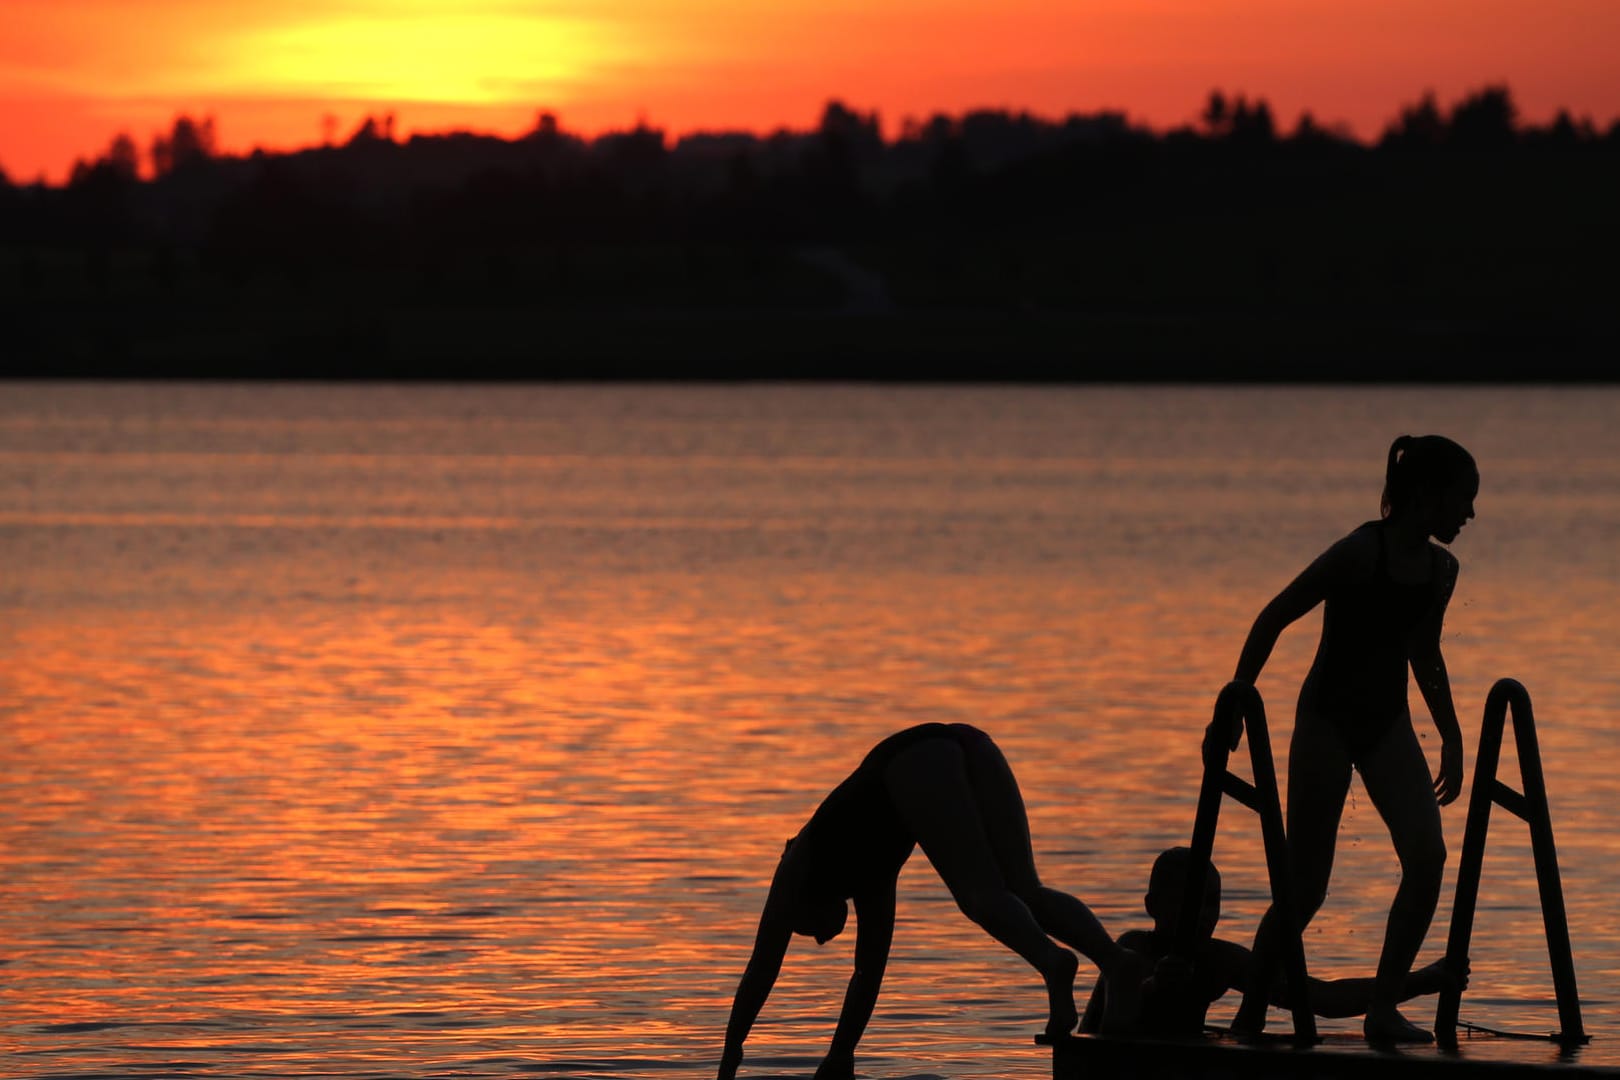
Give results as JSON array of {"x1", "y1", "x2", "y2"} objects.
[
  {"x1": 1221, "y1": 773, "x2": 1260, "y2": 811},
  {"x1": 1490, "y1": 780, "x2": 1530, "y2": 822}
]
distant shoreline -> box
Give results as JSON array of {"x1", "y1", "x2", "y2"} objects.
[
  {"x1": 5, "y1": 305, "x2": 1615, "y2": 382},
  {"x1": 7, "y1": 88, "x2": 1614, "y2": 383}
]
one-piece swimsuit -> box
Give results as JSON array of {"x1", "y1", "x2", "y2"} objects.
[
  {"x1": 790, "y1": 722, "x2": 985, "y2": 899},
  {"x1": 1297, "y1": 521, "x2": 1440, "y2": 759}
]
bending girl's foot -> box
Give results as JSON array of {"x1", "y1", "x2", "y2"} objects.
[
  {"x1": 1042, "y1": 950, "x2": 1080, "y2": 1038},
  {"x1": 1099, "y1": 948, "x2": 1151, "y2": 1036},
  {"x1": 1365, "y1": 1005, "x2": 1434, "y2": 1045}
]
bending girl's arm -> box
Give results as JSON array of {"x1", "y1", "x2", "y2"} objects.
[
  {"x1": 817, "y1": 881, "x2": 896, "y2": 1080},
  {"x1": 1410, "y1": 551, "x2": 1463, "y2": 804},
  {"x1": 719, "y1": 866, "x2": 798, "y2": 1080}
]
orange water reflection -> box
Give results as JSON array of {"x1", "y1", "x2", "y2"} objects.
[
  {"x1": 2, "y1": 384, "x2": 1618, "y2": 1078},
  {"x1": 5, "y1": 575, "x2": 1615, "y2": 1076}
]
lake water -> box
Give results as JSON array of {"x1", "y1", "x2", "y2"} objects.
[{"x1": 2, "y1": 382, "x2": 1617, "y2": 1078}]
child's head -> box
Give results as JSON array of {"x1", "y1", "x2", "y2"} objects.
[
  {"x1": 1381, "y1": 435, "x2": 1479, "y2": 540},
  {"x1": 1144, "y1": 846, "x2": 1222, "y2": 941}
]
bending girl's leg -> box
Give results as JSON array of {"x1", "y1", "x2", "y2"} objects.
[
  {"x1": 1357, "y1": 716, "x2": 1446, "y2": 1043},
  {"x1": 953, "y1": 727, "x2": 1150, "y2": 1031},
  {"x1": 884, "y1": 736, "x2": 1082, "y2": 1035},
  {"x1": 1236, "y1": 709, "x2": 1352, "y2": 1031},
  {"x1": 954, "y1": 727, "x2": 1115, "y2": 959}
]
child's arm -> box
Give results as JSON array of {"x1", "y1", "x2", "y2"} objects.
[
  {"x1": 1410, "y1": 551, "x2": 1463, "y2": 804},
  {"x1": 1210, "y1": 535, "x2": 1364, "y2": 760},
  {"x1": 1233, "y1": 535, "x2": 1364, "y2": 684},
  {"x1": 1221, "y1": 938, "x2": 1468, "y2": 1018}
]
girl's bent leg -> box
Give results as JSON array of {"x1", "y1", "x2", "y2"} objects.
[
  {"x1": 884, "y1": 736, "x2": 1082, "y2": 1035},
  {"x1": 954, "y1": 727, "x2": 1148, "y2": 1031},
  {"x1": 1358, "y1": 717, "x2": 1447, "y2": 1044},
  {"x1": 955, "y1": 728, "x2": 1116, "y2": 960}
]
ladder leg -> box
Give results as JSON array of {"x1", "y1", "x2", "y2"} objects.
[
  {"x1": 1508, "y1": 687, "x2": 1587, "y2": 1044},
  {"x1": 1182, "y1": 683, "x2": 1313, "y2": 1041},
  {"x1": 1433, "y1": 694, "x2": 1504, "y2": 1043},
  {"x1": 1174, "y1": 754, "x2": 1226, "y2": 960},
  {"x1": 1248, "y1": 710, "x2": 1315, "y2": 1043},
  {"x1": 1434, "y1": 678, "x2": 1587, "y2": 1046}
]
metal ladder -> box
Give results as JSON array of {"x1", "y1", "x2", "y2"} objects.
[
  {"x1": 1433, "y1": 677, "x2": 1588, "y2": 1047},
  {"x1": 1177, "y1": 680, "x2": 1316, "y2": 1042}
]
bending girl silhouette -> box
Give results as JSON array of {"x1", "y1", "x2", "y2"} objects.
[
  {"x1": 717, "y1": 722, "x2": 1147, "y2": 1080},
  {"x1": 1210, "y1": 434, "x2": 1478, "y2": 1044}
]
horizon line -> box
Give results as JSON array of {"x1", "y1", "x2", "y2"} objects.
[{"x1": 13, "y1": 82, "x2": 1615, "y2": 188}]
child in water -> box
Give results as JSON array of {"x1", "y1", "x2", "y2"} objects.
[
  {"x1": 1208, "y1": 434, "x2": 1478, "y2": 1044},
  {"x1": 1079, "y1": 847, "x2": 1467, "y2": 1037}
]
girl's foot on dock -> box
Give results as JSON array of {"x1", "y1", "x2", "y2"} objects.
[
  {"x1": 1364, "y1": 1005, "x2": 1434, "y2": 1045},
  {"x1": 1043, "y1": 949, "x2": 1080, "y2": 1037}
]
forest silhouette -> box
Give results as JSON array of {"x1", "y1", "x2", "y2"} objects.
[{"x1": 2, "y1": 87, "x2": 1616, "y2": 379}]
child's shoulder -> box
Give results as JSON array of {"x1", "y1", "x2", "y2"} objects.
[
  {"x1": 1318, "y1": 522, "x2": 1382, "y2": 573},
  {"x1": 1428, "y1": 541, "x2": 1460, "y2": 570}
]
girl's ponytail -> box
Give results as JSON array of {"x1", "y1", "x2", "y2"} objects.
[{"x1": 1381, "y1": 435, "x2": 1414, "y2": 518}]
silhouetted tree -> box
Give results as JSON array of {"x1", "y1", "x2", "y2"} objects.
[
  {"x1": 1290, "y1": 111, "x2": 1326, "y2": 144},
  {"x1": 1230, "y1": 97, "x2": 1276, "y2": 143},
  {"x1": 1448, "y1": 85, "x2": 1518, "y2": 148},
  {"x1": 1382, "y1": 91, "x2": 1446, "y2": 149},
  {"x1": 1201, "y1": 91, "x2": 1274, "y2": 143},
  {"x1": 819, "y1": 101, "x2": 882, "y2": 150},
  {"x1": 107, "y1": 134, "x2": 140, "y2": 180},
  {"x1": 347, "y1": 114, "x2": 396, "y2": 146},
  {"x1": 1526, "y1": 109, "x2": 1597, "y2": 150},
  {"x1": 802, "y1": 100, "x2": 884, "y2": 223},
  {"x1": 594, "y1": 121, "x2": 669, "y2": 194},
  {"x1": 67, "y1": 133, "x2": 141, "y2": 188},
  {"x1": 151, "y1": 115, "x2": 217, "y2": 177}
]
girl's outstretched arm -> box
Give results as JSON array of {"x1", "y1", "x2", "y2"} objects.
[
  {"x1": 1233, "y1": 537, "x2": 1361, "y2": 685},
  {"x1": 1210, "y1": 537, "x2": 1361, "y2": 758},
  {"x1": 719, "y1": 862, "x2": 799, "y2": 1080},
  {"x1": 1410, "y1": 551, "x2": 1463, "y2": 805}
]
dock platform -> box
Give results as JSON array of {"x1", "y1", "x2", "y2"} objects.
[{"x1": 1037, "y1": 1029, "x2": 1617, "y2": 1080}]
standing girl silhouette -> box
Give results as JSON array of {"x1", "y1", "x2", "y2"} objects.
[{"x1": 1209, "y1": 434, "x2": 1478, "y2": 1044}]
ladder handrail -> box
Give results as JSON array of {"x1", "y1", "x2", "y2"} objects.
[
  {"x1": 1434, "y1": 677, "x2": 1587, "y2": 1046},
  {"x1": 1177, "y1": 680, "x2": 1316, "y2": 1042}
]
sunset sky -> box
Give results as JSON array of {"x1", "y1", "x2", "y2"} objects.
[{"x1": 3, "y1": 0, "x2": 1618, "y2": 183}]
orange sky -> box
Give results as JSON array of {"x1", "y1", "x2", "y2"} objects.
[{"x1": 2, "y1": 0, "x2": 1618, "y2": 183}]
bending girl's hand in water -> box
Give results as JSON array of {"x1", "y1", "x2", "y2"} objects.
[
  {"x1": 1434, "y1": 738, "x2": 1464, "y2": 805},
  {"x1": 717, "y1": 1045, "x2": 742, "y2": 1080}
]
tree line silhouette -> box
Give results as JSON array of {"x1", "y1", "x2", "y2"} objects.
[{"x1": 2, "y1": 86, "x2": 1616, "y2": 378}]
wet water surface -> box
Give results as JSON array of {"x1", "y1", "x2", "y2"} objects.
[{"x1": 2, "y1": 383, "x2": 1617, "y2": 1077}]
